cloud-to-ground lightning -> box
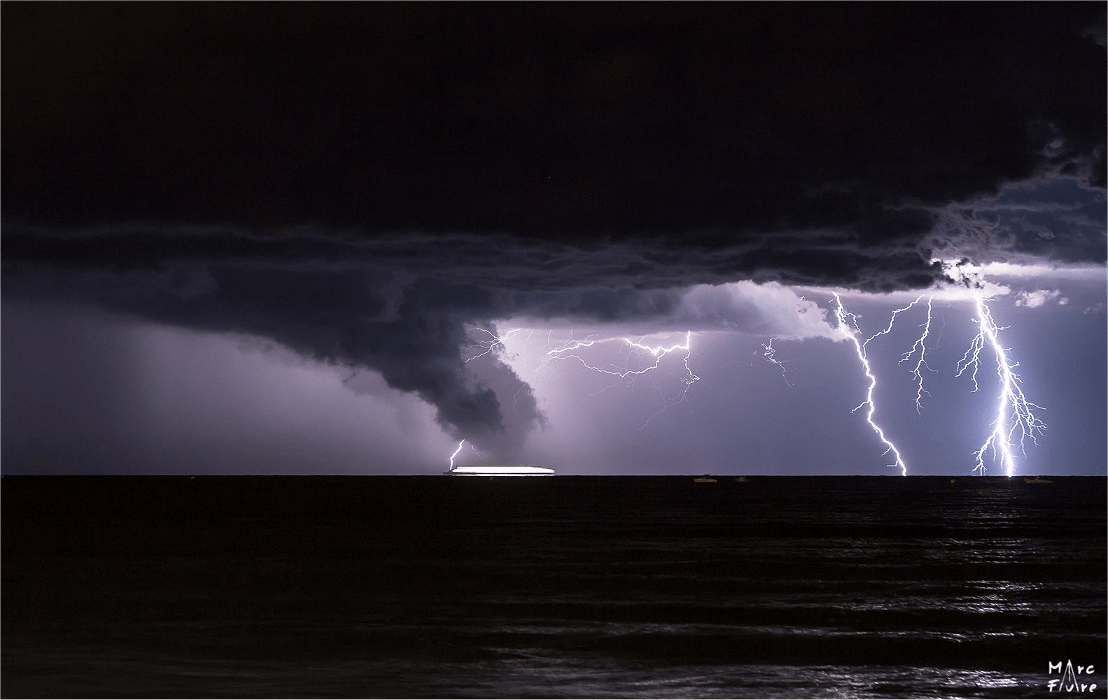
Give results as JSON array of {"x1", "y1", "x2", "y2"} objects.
[
  {"x1": 829, "y1": 262, "x2": 1048, "y2": 478},
  {"x1": 448, "y1": 439, "x2": 465, "y2": 469},
  {"x1": 544, "y1": 331, "x2": 699, "y2": 432},
  {"x1": 956, "y1": 293, "x2": 1047, "y2": 476},
  {"x1": 447, "y1": 438, "x2": 484, "y2": 469},
  {"x1": 833, "y1": 294, "x2": 909, "y2": 476}
]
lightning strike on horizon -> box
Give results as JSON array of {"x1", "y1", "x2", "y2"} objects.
[
  {"x1": 447, "y1": 439, "x2": 484, "y2": 469},
  {"x1": 833, "y1": 294, "x2": 909, "y2": 476},
  {"x1": 955, "y1": 293, "x2": 1047, "y2": 476},
  {"x1": 448, "y1": 440, "x2": 465, "y2": 469}
]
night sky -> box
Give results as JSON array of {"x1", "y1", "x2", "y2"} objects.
[{"x1": 3, "y1": 3, "x2": 1105, "y2": 475}]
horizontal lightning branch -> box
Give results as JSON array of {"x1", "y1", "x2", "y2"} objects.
[{"x1": 546, "y1": 331, "x2": 699, "y2": 433}]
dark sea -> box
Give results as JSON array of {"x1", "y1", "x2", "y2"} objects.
[{"x1": 2, "y1": 475, "x2": 1105, "y2": 699}]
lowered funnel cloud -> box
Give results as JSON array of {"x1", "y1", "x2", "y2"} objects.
[{"x1": 1, "y1": 4, "x2": 1101, "y2": 477}]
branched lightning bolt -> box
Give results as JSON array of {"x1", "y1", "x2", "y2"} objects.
[
  {"x1": 448, "y1": 440, "x2": 465, "y2": 469},
  {"x1": 629, "y1": 332, "x2": 700, "y2": 433},
  {"x1": 546, "y1": 332, "x2": 697, "y2": 381},
  {"x1": 464, "y1": 327, "x2": 522, "y2": 363},
  {"x1": 447, "y1": 438, "x2": 484, "y2": 469},
  {"x1": 834, "y1": 294, "x2": 909, "y2": 476},
  {"x1": 852, "y1": 295, "x2": 937, "y2": 414},
  {"x1": 862, "y1": 295, "x2": 926, "y2": 347},
  {"x1": 868, "y1": 292, "x2": 930, "y2": 412},
  {"x1": 546, "y1": 331, "x2": 699, "y2": 432},
  {"x1": 756, "y1": 338, "x2": 792, "y2": 387},
  {"x1": 895, "y1": 296, "x2": 935, "y2": 414},
  {"x1": 955, "y1": 294, "x2": 1047, "y2": 476}
]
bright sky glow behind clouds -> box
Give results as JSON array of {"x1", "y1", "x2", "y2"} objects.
[
  {"x1": 2, "y1": 4, "x2": 1103, "y2": 476},
  {"x1": 7, "y1": 265, "x2": 1099, "y2": 476},
  {"x1": 487, "y1": 268, "x2": 1106, "y2": 475},
  {"x1": 2, "y1": 302, "x2": 452, "y2": 474}
]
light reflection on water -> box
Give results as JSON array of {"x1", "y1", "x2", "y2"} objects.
[
  {"x1": 1, "y1": 646, "x2": 1044, "y2": 698},
  {"x1": 5, "y1": 475, "x2": 1104, "y2": 697}
]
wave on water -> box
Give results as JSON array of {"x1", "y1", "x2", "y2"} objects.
[{"x1": 3, "y1": 475, "x2": 1104, "y2": 698}]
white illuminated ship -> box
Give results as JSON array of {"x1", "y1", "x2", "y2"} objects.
[{"x1": 445, "y1": 465, "x2": 554, "y2": 477}]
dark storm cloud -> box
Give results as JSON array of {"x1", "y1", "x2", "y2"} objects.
[
  {"x1": 0, "y1": 222, "x2": 927, "y2": 449},
  {"x1": 4, "y1": 4, "x2": 1104, "y2": 249},
  {"x1": 3, "y1": 3, "x2": 1105, "y2": 453},
  {"x1": 929, "y1": 178, "x2": 1108, "y2": 265},
  {"x1": 4, "y1": 254, "x2": 539, "y2": 452},
  {"x1": 0, "y1": 229, "x2": 684, "y2": 452}
]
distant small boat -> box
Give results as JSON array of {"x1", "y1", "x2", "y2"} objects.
[
  {"x1": 734, "y1": 476, "x2": 748, "y2": 483},
  {"x1": 694, "y1": 475, "x2": 717, "y2": 483},
  {"x1": 1023, "y1": 477, "x2": 1053, "y2": 484},
  {"x1": 446, "y1": 465, "x2": 554, "y2": 477}
]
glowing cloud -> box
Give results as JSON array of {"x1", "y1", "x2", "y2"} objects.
[{"x1": 1015, "y1": 289, "x2": 1066, "y2": 308}]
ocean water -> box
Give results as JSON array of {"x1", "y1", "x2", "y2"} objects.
[{"x1": 2, "y1": 475, "x2": 1105, "y2": 698}]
